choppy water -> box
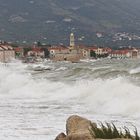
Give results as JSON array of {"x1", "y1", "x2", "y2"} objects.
[{"x1": 1, "y1": 59, "x2": 140, "y2": 140}]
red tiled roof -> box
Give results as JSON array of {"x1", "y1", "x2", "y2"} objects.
[
  {"x1": 14, "y1": 47, "x2": 23, "y2": 52},
  {"x1": 32, "y1": 47, "x2": 44, "y2": 52},
  {"x1": 102, "y1": 48, "x2": 112, "y2": 52},
  {"x1": 7, "y1": 45, "x2": 13, "y2": 50},
  {"x1": 1, "y1": 45, "x2": 9, "y2": 50},
  {"x1": 0, "y1": 45, "x2": 14, "y2": 51},
  {"x1": 0, "y1": 46, "x2": 4, "y2": 51},
  {"x1": 111, "y1": 50, "x2": 130, "y2": 55}
]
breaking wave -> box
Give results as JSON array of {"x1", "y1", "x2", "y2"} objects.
[
  {"x1": 0, "y1": 59, "x2": 140, "y2": 139},
  {"x1": 0, "y1": 61, "x2": 140, "y2": 116}
]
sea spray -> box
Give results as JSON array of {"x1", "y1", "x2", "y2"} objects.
[{"x1": 0, "y1": 59, "x2": 140, "y2": 139}]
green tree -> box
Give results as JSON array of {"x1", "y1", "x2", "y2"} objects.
[
  {"x1": 90, "y1": 50, "x2": 96, "y2": 58},
  {"x1": 37, "y1": 41, "x2": 42, "y2": 47},
  {"x1": 23, "y1": 47, "x2": 32, "y2": 56},
  {"x1": 43, "y1": 48, "x2": 50, "y2": 58}
]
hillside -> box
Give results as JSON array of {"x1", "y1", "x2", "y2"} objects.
[{"x1": 0, "y1": 0, "x2": 140, "y2": 46}]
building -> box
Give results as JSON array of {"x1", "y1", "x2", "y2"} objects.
[
  {"x1": 70, "y1": 33, "x2": 75, "y2": 49},
  {"x1": 0, "y1": 47, "x2": 4, "y2": 62},
  {"x1": 131, "y1": 48, "x2": 139, "y2": 58},
  {"x1": 102, "y1": 47, "x2": 112, "y2": 55},
  {"x1": 110, "y1": 50, "x2": 130, "y2": 58},
  {"x1": 27, "y1": 47, "x2": 45, "y2": 58},
  {"x1": 79, "y1": 46, "x2": 96, "y2": 58},
  {"x1": 48, "y1": 33, "x2": 85, "y2": 62},
  {"x1": 81, "y1": 48, "x2": 90, "y2": 58},
  {"x1": 48, "y1": 46, "x2": 83, "y2": 62},
  {"x1": 109, "y1": 48, "x2": 139, "y2": 59},
  {"x1": 0, "y1": 44, "x2": 15, "y2": 62},
  {"x1": 80, "y1": 46, "x2": 112, "y2": 58}
]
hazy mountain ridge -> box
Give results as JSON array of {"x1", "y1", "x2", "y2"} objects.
[{"x1": 0, "y1": 0, "x2": 140, "y2": 46}]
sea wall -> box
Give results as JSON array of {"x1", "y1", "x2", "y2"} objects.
[{"x1": 51, "y1": 53, "x2": 83, "y2": 62}]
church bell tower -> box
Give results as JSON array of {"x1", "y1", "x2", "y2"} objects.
[{"x1": 70, "y1": 33, "x2": 75, "y2": 49}]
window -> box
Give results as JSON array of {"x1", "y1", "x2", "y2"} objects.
[{"x1": 51, "y1": 50, "x2": 54, "y2": 54}]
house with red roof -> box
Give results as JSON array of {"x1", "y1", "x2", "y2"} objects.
[
  {"x1": 109, "y1": 48, "x2": 138, "y2": 59},
  {"x1": 81, "y1": 46, "x2": 112, "y2": 58},
  {"x1": 0, "y1": 45, "x2": 15, "y2": 62},
  {"x1": 27, "y1": 47, "x2": 45, "y2": 58},
  {"x1": 48, "y1": 45, "x2": 83, "y2": 62},
  {"x1": 48, "y1": 45, "x2": 113, "y2": 61}
]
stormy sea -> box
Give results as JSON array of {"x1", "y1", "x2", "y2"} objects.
[{"x1": 0, "y1": 59, "x2": 140, "y2": 140}]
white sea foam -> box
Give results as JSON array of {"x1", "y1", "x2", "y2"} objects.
[
  {"x1": 129, "y1": 67, "x2": 140, "y2": 74},
  {"x1": 79, "y1": 78, "x2": 140, "y2": 117},
  {"x1": 80, "y1": 59, "x2": 97, "y2": 63},
  {"x1": 55, "y1": 67, "x2": 67, "y2": 71},
  {"x1": 0, "y1": 64, "x2": 140, "y2": 117},
  {"x1": 0, "y1": 61, "x2": 140, "y2": 139}
]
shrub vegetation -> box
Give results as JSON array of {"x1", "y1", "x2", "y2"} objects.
[{"x1": 90, "y1": 122, "x2": 140, "y2": 140}]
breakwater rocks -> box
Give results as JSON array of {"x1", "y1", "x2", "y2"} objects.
[{"x1": 55, "y1": 115, "x2": 132, "y2": 140}]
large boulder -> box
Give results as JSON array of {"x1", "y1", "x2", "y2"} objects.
[
  {"x1": 66, "y1": 115, "x2": 96, "y2": 135},
  {"x1": 55, "y1": 115, "x2": 133, "y2": 140},
  {"x1": 66, "y1": 115, "x2": 96, "y2": 140}
]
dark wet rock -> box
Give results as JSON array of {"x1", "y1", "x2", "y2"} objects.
[{"x1": 55, "y1": 132, "x2": 66, "y2": 140}]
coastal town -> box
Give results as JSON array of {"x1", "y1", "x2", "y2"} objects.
[{"x1": 0, "y1": 33, "x2": 140, "y2": 63}]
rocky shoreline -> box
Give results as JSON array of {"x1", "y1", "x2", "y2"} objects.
[{"x1": 55, "y1": 115, "x2": 137, "y2": 140}]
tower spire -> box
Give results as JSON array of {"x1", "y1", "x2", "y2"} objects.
[{"x1": 70, "y1": 33, "x2": 75, "y2": 49}]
